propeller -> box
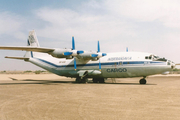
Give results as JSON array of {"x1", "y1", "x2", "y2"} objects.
[
  {"x1": 72, "y1": 36, "x2": 77, "y2": 70},
  {"x1": 72, "y1": 37, "x2": 106, "y2": 71},
  {"x1": 97, "y1": 40, "x2": 107, "y2": 71},
  {"x1": 74, "y1": 57, "x2": 77, "y2": 71},
  {"x1": 71, "y1": 36, "x2": 84, "y2": 70}
]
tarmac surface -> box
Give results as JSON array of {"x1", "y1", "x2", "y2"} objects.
[{"x1": 0, "y1": 74, "x2": 180, "y2": 120}]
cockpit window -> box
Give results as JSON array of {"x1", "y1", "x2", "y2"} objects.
[
  {"x1": 145, "y1": 55, "x2": 167, "y2": 62},
  {"x1": 155, "y1": 58, "x2": 167, "y2": 62},
  {"x1": 154, "y1": 56, "x2": 159, "y2": 59}
]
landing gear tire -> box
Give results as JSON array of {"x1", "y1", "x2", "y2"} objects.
[
  {"x1": 93, "y1": 78, "x2": 98, "y2": 83},
  {"x1": 75, "y1": 78, "x2": 81, "y2": 83},
  {"x1": 82, "y1": 78, "x2": 88, "y2": 83},
  {"x1": 76, "y1": 77, "x2": 88, "y2": 83},
  {"x1": 92, "y1": 78, "x2": 105, "y2": 83},
  {"x1": 139, "y1": 79, "x2": 146, "y2": 84},
  {"x1": 99, "y1": 78, "x2": 105, "y2": 83}
]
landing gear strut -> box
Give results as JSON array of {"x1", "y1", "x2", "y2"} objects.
[
  {"x1": 139, "y1": 78, "x2": 147, "y2": 84},
  {"x1": 75, "y1": 71, "x2": 89, "y2": 83}
]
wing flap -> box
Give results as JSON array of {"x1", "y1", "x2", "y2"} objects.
[{"x1": 0, "y1": 46, "x2": 54, "y2": 53}]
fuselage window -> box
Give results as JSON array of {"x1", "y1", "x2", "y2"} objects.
[{"x1": 145, "y1": 56, "x2": 148, "y2": 59}]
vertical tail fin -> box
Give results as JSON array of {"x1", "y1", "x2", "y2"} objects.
[
  {"x1": 24, "y1": 30, "x2": 40, "y2": 58},
  {"x1": 27, "y1": 30, "x2": 40, "y2": 47}
]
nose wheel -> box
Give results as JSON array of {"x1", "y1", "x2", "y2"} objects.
[{"x1": 139, "y1": 78, "x2": 146, "y2": 84}]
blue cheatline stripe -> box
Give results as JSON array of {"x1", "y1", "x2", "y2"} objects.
[
  {"x1": 123, "y1": 61, "x2": 144, "y2": 64},
  {"x1": 35, "y1": 58, "x2": 167, "y2": 68}
]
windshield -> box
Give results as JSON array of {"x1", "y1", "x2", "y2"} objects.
[{"x1": 145, "y1": 54, "x2": 167, "y2": 62}]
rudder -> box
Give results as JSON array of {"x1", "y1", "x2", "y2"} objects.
[
  {"x1": 24, "y1": 30, "x2": 40, "y2": 58},
  {"x1": 27, "y1": 30, "x2": 40, "y2": 47}
]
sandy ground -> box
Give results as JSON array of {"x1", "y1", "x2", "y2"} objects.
[{"x1": 0, "y1": 74, "x2": 180, "y2": 120}]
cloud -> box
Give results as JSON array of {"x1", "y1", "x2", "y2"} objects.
[
  {"x1": 105, "y1": 0, "x2": 180, "y2": 28},
  {"x1": 0, "y1": 12, "x2": 26, "y2": 40},
  {"x1": 34, "y1": 6, "x2": 138, "y2": 51}
]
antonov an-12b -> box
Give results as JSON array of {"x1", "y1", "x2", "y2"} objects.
[{"x1": 0, "y1": 30, "x2": 177, "y2": 84}]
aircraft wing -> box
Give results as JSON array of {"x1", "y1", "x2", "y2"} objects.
[{"x1": 0, "y1": 46, "x2": 54, "y2": 53}]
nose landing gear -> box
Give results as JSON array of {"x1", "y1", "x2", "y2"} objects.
[{"x1": 139, "y1": 77, "x2": 147, "y2": 84}]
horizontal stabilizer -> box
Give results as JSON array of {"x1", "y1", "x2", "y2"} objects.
[
  {"x1": 5, "y1": 56, "x2": 29, "y2": 61},
  {"x1": 0, "y1": 46, "x2": 54, "y2": 53}
]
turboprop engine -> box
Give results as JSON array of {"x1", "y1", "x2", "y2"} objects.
[
  {"x1": 76, "y1": 51, "x2": 106, "y2": 61},
  {"x1": 49, "y1": 48, "x2": 73, "y2": 59},
  {"x1": 48, "y1": 37, "x2": 106, "y2": 61}
]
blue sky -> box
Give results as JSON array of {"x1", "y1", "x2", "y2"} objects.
[{"x1": 0, "y1": 0, "x2": 180, "y2": 70}]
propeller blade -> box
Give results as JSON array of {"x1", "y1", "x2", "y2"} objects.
[
  {"x1": 74, "y1": 58, "x2": 76, "y2": 70},
  {"x1": 91, "y1": 54, "x2": 98, "y2": 57},
  {"x1": 175, "y1": 63, "x2": 180, "y2": 65},
  {"x1": 63, "y1": 52, "x2": 73, "y2": 56},
  {"x1": 99, "y1": 59, "x2": 101, "y2": 71},
  {"x1": 97, "y1": 41, "x2": 107, "y2": 57},
  {"x1": 102, "y1": 53, "x2": 107, "y2": 56},
  {"x1": 72, "y1": 36, "x2": 75, "y2": 50},
  {"x1": 77, "y1": 50, "x2": 84, "y2": 54},
  {"x1": 98, "y1": 41, "x2": 100, "y2": 53}
]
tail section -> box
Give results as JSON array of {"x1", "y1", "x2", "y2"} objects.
[
  {"x1": 27, "y1": 30, "x2": 40, "y2": 47},
  {"x1": 24, "y1": 30, "x2": 40, "y2": 58}
]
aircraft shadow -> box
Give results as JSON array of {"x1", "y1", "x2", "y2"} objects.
[
  {"x1": 88, "y1": 82, "x2": 156, "y2": 85},
  {"x1": 0, "y1": 77, "x2": 156, "y2": 86}
]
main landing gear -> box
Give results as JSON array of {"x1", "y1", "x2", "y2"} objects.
[
  {"x1": 139, "y1": 77, "x2": 147, "y2": 84},
  {"x1": 76, "y1": 78, "x2": 105, "y2": 83},
  {"x1": 92, "y1": 78, "x2": 105, "y2": 83},
  {"x1": 75, "y1": 77, "x2": 88, "y2": 83},
  {"x1": 75, "y1": 71, "x2": 89, "y2": 83}
]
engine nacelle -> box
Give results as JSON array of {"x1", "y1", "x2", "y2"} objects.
[
  {"x1": 76, "y1": 51, "x2": 98, "y2": 60},
  {"x1": 49, "y1": 48, "x2": 72, "y2": 58},
  {"x1": 76, "y1": 51, "x2": 107, "y2": 60}
]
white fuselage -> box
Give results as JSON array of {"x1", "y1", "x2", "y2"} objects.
[{"x1": 28, "y1": 51, "x2": 173, "y2": 78}]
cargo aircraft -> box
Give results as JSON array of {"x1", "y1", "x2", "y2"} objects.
[{"x1": 0, "y1": 30, "x2": 177, "y2": 84}]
